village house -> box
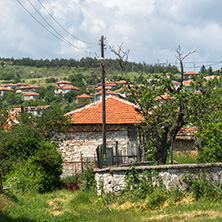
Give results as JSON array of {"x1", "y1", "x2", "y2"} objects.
[
  {"x1": 54, "y1": 84, "x2": 80, "y2": 95},
  {"x1": 24, "y1": 92, "x2": 40, "y2": 101},
  {"x1": 16, "y1": 85, "x2": 38, "y2": 93},
  {"x1": 0, "y1": 83, "x2": 15, "y2": 89},
  {"x1": 15, "y1": 83, "x2": 27, "y2": 88},
  {"x1": 184, "y1": 71, "x2": 199, "y2": 80},
  {"x1": 75, "y1": 93, "x2": 92, "y2": 106},
  {"x1": 56, "y1": 80, "x2": 71, "y2": 86},
  {"x1": 51, "y1": 95, "x2": 144, "y2": 177},
  {"x1": 0, "y1": 86, "x2": 15, "y2": 96},
  {"x1": 94, "y1": 90, "x2": 120, "y2": 101},
  {"x1": 13, "y1": 105, "x2": 52, "y2": 116}
]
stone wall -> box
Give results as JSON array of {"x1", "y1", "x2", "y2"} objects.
[
  {"x1": 51, "y1": 124, "x2": 137, "y2": 177},
  {"x1": 95, "y1": 163, "x2": 222, "y2": 194}
]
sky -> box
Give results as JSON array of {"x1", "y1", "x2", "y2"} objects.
[{"x1": 1, "y1": 0, "x2": 222, "y2": 71}]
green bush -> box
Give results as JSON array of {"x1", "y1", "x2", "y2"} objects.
[
  {"x1": 79, "y1": 164, "x2": 96, "y2": 191},
  {"x1": 182, "y1": 174, "x2": 222, "y2": 200},
  {"x1": 146, "y1": 189, "x2": 168, "y2": 210},
  {"x1": 3, "y1": 141, "x2": 62, "y2": 193}
]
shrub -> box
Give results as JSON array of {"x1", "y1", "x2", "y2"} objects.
[
  {"x1": 2, "y1": 139, "x2": 63, "y2": 193},
  {"x1": 182, "y1": 173, "x2": 222, "y2": 200},
  {"x1": 79, "y1": 164, "x2": 96, "y2": 191}
]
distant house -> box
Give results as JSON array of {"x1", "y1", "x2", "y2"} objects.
[
  {"x1": 13, "y1": 105, "x2": 52, "y2": 116},
  {"x1": 0, "y1": 83, "x2": 15, "y2": 89},
  {"x1": 76, "y1": 93, "x2": 92, "y2": 106},
  {"x1": 56, "y1": 80, "x2": 71, "y2": 86},
  {"x1": 115, "y1": 80, "x2": 128, "y2": 87},
  {"x1": 25, "y1": 105, "x2": 52, "y2": 116},
  {"x1": 0, "y1": 87, "x2": 15, "y2": 96},
  {"x1": 174, "y1": 126, "x2": 197, "y2": 153},
  {"x1": 24, "y1": 92, "x2": 40, "y2": 101},
  {"x1": 184, "y1": 71, "x2": 199, "y2": 80},
  {"x1": 16, "y1": 85, "x2": 38, "y2": 93},
  {"x1": 54, "y1": 84, "x2": 80, "y2": 95},
  {"x1": 15, "y1": 83, "x2": 28, "y2": 88},
  {"x1": 94, "y1": 90, "x2": 120, "y2": 101},
  {"x1": 52, "y1": 96, "x2": 144, "y2": 177},
  {"x1": 97, "y1": 81, "x2": 116, "y2": 88}
]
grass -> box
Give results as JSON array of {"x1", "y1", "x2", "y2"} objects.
[
  {"x1": 1, "y1": 188, "x2": 222, "y2": 222},
  {"x1": 167, "y1": 150, "x2": 198, "y2": 164}
]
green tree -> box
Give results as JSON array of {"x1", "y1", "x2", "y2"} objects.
[
  {"x1": 200, "y1": 65, "x2": 207, "y2": 74},
  {"x1": 207, "y1": 66, "x2": 213, "y2": 76},
  {"x1": 112, "y1": 45, "x2": 220, "y2": 164}
]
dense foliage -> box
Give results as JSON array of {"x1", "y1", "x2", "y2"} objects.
[{"x1": 0, "y1": 107, "x2": 70, "y2": 192}]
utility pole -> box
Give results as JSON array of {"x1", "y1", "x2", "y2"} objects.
[{"x1": 100, "y1": 35, "x2": 106, "y2": 165}]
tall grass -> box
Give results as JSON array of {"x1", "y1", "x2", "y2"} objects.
[{"x1": 167, "y1": 150, "x2": 198, "y2": 164}]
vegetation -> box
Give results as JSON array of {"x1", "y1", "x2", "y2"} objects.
[
  {"x1": 2, "y1": 167, "x2": 222, "y2": 221},
  {"x1": 0, "y1": 107, "x2": 70, "y2": 193},
  {"x1": 112, "y1": 46, "x2": 222, "y2": 164}
]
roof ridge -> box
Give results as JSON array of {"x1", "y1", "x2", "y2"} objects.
[{"x1": 65, "y1": 95, "x2": 138, "y2": 116}]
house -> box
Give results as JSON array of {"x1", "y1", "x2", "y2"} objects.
[
  {"x1": 97, "y1": 81, "x2": 116, "y2": 88},
  {"x1": 24, "y1": 92, "x2": 40, "y2": 101},
  {"x1": 174, "y1": 126, "x2": 197, "y2": 155},
  {"x1": 15, "y1": 83, "x2": 28, "y2": 88},
  {"x1": 76, "y1": 93, "x2": 92, "y2": 106},
  {"x1": 56, "y1": 80, "x2": 71, "y2": 86},
  {"x1": 54, "y1": 84, "x2": 80, "y2": 95},
  {"x1": 13, "y1": 105, "x2": 52, "y2": 116},
  {"x1": 16, "y1": 85, "x2": 38, "y2": 93},
  {"x1": 94, "y1": 90, "x2": 120, "y2": 101},
  {"x1": 0, "y1": 83, "x2": 15, "y2": 89},
  {"x1": 184, "y1": 71, "x2": 199, "y2": 80},
  {"x1": 0, "y1": 87, "x2": 15, "y2": 96},
  {"x1": 51, "y1": 96, "x2": 144, "y2": 177}
]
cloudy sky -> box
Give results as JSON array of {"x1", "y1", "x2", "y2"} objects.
[{"x1": 1, "y1": 0, "x2": 222, "y2": 71}]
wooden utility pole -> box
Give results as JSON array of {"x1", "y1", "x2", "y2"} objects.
[{"x1": 100, "y1": 35, "x2": 106, "y2": 164}]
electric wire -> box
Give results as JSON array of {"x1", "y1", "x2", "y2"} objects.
[
  {"x1": 16, "y1": 0, "x2": 94, "y2": 56},
  {"x1": 27, "y1": 0, "x2": 92, "y2": 53},
  {"x1": 36, "y1": 0, "x2": 98, "y2": 45}
]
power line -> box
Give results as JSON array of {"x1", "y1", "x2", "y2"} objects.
[
  {"x1": 36, "y1": 0, "x2": 98, "y2": 45},
  {"x1": 16, "y1": 0, "x2": 94, "y2": 55},
  {"x1": 27, "y1": 0, "x2": 92, "y2": 53}
]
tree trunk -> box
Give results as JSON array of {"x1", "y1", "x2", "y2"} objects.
[{"x1": 0, "y1": 174, "x2": 3, "y2": 194}]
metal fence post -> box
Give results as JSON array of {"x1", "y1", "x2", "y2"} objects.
[{"x1": 116, "y1": 141, "x2": 119, "y2": 167}]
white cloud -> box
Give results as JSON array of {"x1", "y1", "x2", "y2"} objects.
[{"x1": 1, "y1": 0, "x2": 222, "y2": 71}]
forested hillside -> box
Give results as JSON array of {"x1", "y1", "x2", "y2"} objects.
[{"x1": 0, "y1": 57, "x2": 217, "y2": 113}]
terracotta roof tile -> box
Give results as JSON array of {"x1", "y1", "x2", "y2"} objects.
[
  {"x1": 0, "y1": 87, "x2": 15, "y2": 92},
  {"x1": 184, "y1": 71, "x2": 199, "y2": 75},
  {"x1": 56, "y1": 80, "x2": 71, "y2": 84},
  {"x1": 76, "y1": 93, "x2": 92, "y2": 98},
  {"x1": 95, "y1": 90, "x2": 118, "y2": 95},
  {"x1": 66, "y1": 96, "x2": 143, "y2": 124},
  {"x1": 55, "y1": 84, "x2": 80, "y2": 90},
  {"x1": 24, "y1": 92, "x2": 40, "y2": 96}
]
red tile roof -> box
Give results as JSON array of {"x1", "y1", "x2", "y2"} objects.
[
  {"x1": 95, "y1": 90, "x2": 118, "y2": 95},
  {"x1": 0, "y1": 87, "x2": 15, "y2": 92},
  {"x1": 155, "y1": 93, "x2": 170, "y2": 101},
  {"x1": 1, "y1": 83, "x2": 15, "y2": 87},
  {"x1": 56, "y1": 80, "x2": 71, "y2": 85},
  {"x1": 76, "y1": 93, "x2": 92, "y2": 99},
  {"x1": 55, "y1": 84, "x2": 80, "y2": 90},
  {"x1": 17, "y1": 85, "x2": 38, "y2": 90},
  {"x1": 15, "y1": 83, "x2": 27, "y2": 86},
  {"x1": 183, "y1": 80, "x2": 192, "y2": 86},
  {"x1": 66, "y1": 96, "x2": 143, "y2": 124},
  {"x1": 184, "y1": 71, "x2": 199, "y2": 75},
  {"x1": 24, "y1": 92, "x2": 40, "y2": 96}
]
